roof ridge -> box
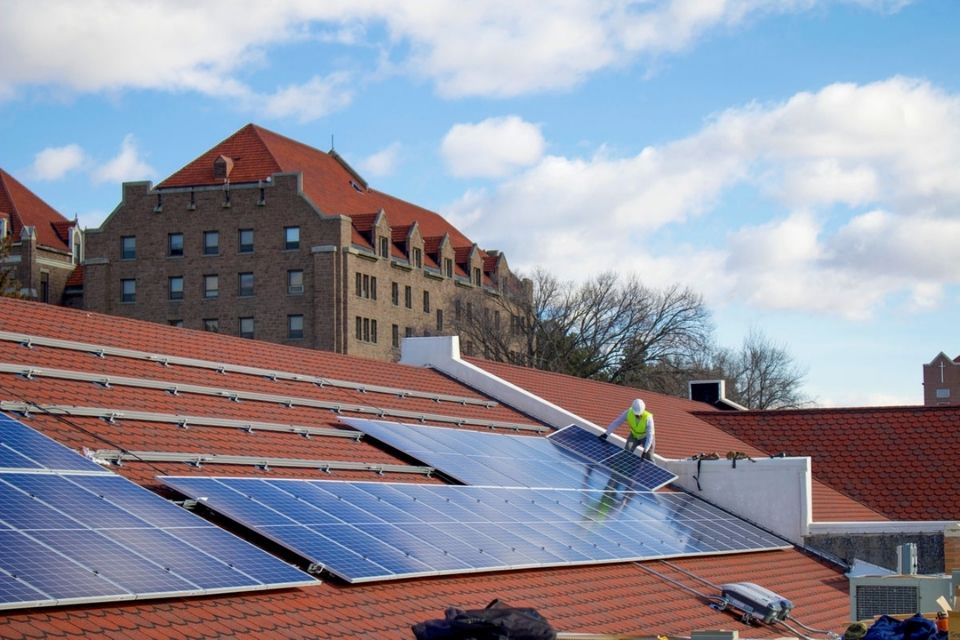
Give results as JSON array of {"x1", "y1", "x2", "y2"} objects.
[
  {"x1": 693, "y1": 403, "x2": 958, "y2": 416},
  {"x1": 0, "y1": 169, "x2": 22, "y2": 218}
]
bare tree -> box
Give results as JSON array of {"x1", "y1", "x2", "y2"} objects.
[{"x1": 724, "y1": 329, "x2": 809, "y2": 409}]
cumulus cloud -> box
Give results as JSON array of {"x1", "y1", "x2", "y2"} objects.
[
  {"x1": 447, "y1": 76, "x2": 960, "y2": 320},
  {"x1": 29, "y1": 144, "x2": 86, "y2": 180},
  {"x1": 0, "y1": 0, "x2": 913, "y2": 105},
  {"x1": 441, "y1": 116, "x2": 545, "y2": 178},
  {"x1": 259, "y1": 73, "x2": 354, "y2": 123},
  {"x1": 360, "y1": 142, "x2": 402, "y2": 177},
  {"x1": 91, "y1": 135, "x2": 155, "y2": 185}
]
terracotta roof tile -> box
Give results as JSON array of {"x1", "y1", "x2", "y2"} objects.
[
  {"x1": 696, "y1": 405, "x2": 960, "y2": 520},
  {"x1": 0, "y1": 168, "x2": 72, "y2": 252},
  {"x1": 64, "y1": 265, "x2": 84, "y2": 288}
]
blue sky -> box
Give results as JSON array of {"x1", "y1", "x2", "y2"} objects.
[{"x1": 2, "y1": 0, "x2": 958, "y2": 406}]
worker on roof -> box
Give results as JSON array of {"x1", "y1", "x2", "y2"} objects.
[{"x1": 599, "y1": 398, "x2": 655, "y2": 460}]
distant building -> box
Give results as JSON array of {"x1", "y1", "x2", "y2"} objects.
[
  {"x1": 923, "y1": 352, "x2": 960, "y2": 406},
  {"x1": 0, "y1": 168, "x2": 83, "y2": 305},
  {"x1": 83, "y1": 124, "x2": 525, "y2": 361}
]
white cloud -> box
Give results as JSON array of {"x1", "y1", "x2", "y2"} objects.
[
  {"x1": 360, "y1": 143, "x2": 402, "y2": 177},
  {"x1": 259, "y1": 73, "x2": 354, "y2": 123},
  {"x1": 0, "y1": 0, "x2": 914, "y2": 105},
  {"x1": 29, "y1": 144, "x2": 86, "y2": 180},
  {"x1": 441, "y1": 116, "x2": 545, "y2": 178},
  {"x1": 447, "y1": 76, "x2": 960, "y2": 320},
  {"x1": 91, "y1": 135, "x2": 155, "y2": 185}
]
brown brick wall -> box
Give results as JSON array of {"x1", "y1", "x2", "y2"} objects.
[{"x1": 923, "y1": 355, "x2": 960, "y2": 406}]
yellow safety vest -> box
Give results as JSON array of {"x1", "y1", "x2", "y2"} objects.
[{"x1": 627, "y1": 408, "x2": 652, "y2": 439}]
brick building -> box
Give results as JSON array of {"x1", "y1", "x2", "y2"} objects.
[
  {"x1": 83, "y1": 124, "x2": 525, "y2": 360},
  {"x1": 0, "y1": 168, "x2": 83, "y2": 305},
  {"x1": 923, "y1": 352, "x2": 960, "y2": 406}
]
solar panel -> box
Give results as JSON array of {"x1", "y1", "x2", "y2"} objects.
[
  {"x1": 0, "y1": 412, "x2": 317, "y2": 611},
  {"x1": 342, "y1": 418, "x2": 677, "y2": 491},
  {"x1": 161, "y1": 477, "x2": 790, "y2": 584}
]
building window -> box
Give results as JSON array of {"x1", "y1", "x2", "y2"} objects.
[
  {"x1": 455, "y1": 299, "x2": 462, "y2": 321},
  {"x1": 168, "y1": 276, "x2": 184, "y2": 301},
  {"x1": 404, "y1": 285, "x2": 412, "y2": 309},
  {"x1": 473, "y1": 267, "x2": 482, "y2": 286},
  {"x1": 239, "y1": 317, "x2": 255, "y2": 339},
  {"x1": 238, "y1": 272, "x2": 254, "y2": 297},
  {"x1": 392, "y1": 324, "x2": 399, "y2": 348},
  {"x1": 203, "y1": 230, "x2": 219, "y2": 255},
  {"x1": 168, "y1": 319, "x2": 183, "y2": 328},
  {"x1": 355, "y1": 316, "x2": 362, "y2": 340},
  {"x1": 39, "y1": 272, "x2": 49, "y2": 303},
  {"x1": 937, "y1": 388, "x2": 951, "y2": 399},
  {"x1": 284, "y1": 226, "x2": 300, "y2": 250},
  {"x1": 444, "y1": 258, "x2": 453, "y2": 278},
  {"x1": 288, "y1": 314, "x2": 304, "y2": 340},
  {"x1": 391, "y1": 282, "x2": 399, "y2": 306},
  {"x1": 203, "y1": 318, "x2": 219, "y2": 333},
  {"x1": 412, "y1": 247, "x2": 422, "y2": 268},
  {"x1": 203, "y1": 274, "x2": 219, "y2": 299},
  {"x1": 379, "y1": 236, "x2": 389, "y2": 258},
  {"x1": 168, "y1": 233, "x2": 184, "y2": 257},
  {"x1": 371, "y1": 319, "x2": 378, "y2": 343},
  {"x1": 355, "y1": 273, "x2": 377, "y2": 300},
  {"x1": 423, "y1": 291, "x2": 430, "y2": 313},
  {"x1": 405, "y1": 327, "x2": 414, "y2": 338},
  {"x1": 121, "y1": 279, "x2": 136, "y2": 303},
  {"x1": 466, "y1": 302, "x2": 473, "y2": 320},
  {"x1": 494, "y1": 309, "x2": 500, "y2": 329},
  {"x1": 238, "y1": 229, "x2": 254, "y2": 253},
  {"x1": 287, "y1": 270, "x2": 304, "y2": 295},
  {"x1": 355, "y1": 317, "x2": 378, "y2": 343},
  {"x1": 371, "y1": 277, "x2": 377, "y2": 300},
  {"x1": 436, "y1": 309, "x2": 444, "y2": 332},
  {"x1": 121, "y1": 236, "x2": 136, "y2": 260}
]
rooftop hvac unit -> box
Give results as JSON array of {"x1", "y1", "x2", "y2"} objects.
[{"x1": 849, "y1": 575, "x2": 952, "y2": 621}]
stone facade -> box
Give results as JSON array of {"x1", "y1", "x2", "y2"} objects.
[
  {"x1": 923, "y1": 352, "x2": 960, "y2": 406},
  {"x1": 84, "y1": 171, "x2": 524, "y2": 362}
]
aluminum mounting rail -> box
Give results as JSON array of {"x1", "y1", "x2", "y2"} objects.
[
  {"x1": 0, "y1": 363, "x2": 546, "y2": 432},
  {"x1": 92, "y1": 449, "x2": 435, "y2": 475},
  {"x1": 0, "y1": 330, "x2": 498, "y2": 407},
  {"x1": 0, "y1": 402, "x2": 363, "y2": 440}
]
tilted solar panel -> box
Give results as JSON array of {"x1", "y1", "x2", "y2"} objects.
[
  {"x1": 161, "y1": 477, "x2": 790, "y2": 584},
  {"x1": 0, "y1": 412, "x2": 317, "y2": 611},
  {"x1": 342, "y1": 418, "x2": 677, "y2": 491}
]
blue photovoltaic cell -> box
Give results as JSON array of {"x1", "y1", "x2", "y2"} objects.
[
  {"x1": 0, "y1": 414, "x2": 317, "y2": 611},
  {"x1": 162, "y1": 477, "x2": 790, "y2": 584},
  {"x1": 342, "y1": 418, "x2": 677, "y2": 491}
]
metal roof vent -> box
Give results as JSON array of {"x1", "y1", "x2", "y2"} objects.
[{"x1": 213, "y1": 155, "x2": 234, "y2": 180}]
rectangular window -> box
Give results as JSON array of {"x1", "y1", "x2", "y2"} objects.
[
  {"x1": 455, "y1": 299, "x2": 462, "y2": 321},
  {"x1": 379, "y1": 236, "x2": 389, "y2": 258},
  {"x1": 405, "y1": 327, "x2": 414, "y2": 338},
  {"x1": 937, "y1": 388, "x2": 951, "y2": 399},
  {"x1": 203, "y1": 318, "x2": 219, "y2": 333},
  {"x1": 392, "y1": 324, "x2": 399, "y2": 348},
  {"x1": 494, "y1": 310, "x2": 500, "y2": 329},
  {"x1": 444, "y1": 258, "x2": 453, "y2": 278},
  {"x1": 371, "y1": 277, "x2": 377, "y2": 301},
  {"x1": 284, "y1": 226, "x2": 300, "y2": 250},
  {"x1": 371, "y1": 319, "x2": 378, "y2": 344},
  {"x1": 436, "y1": 309, "x2": 444, "y2": 332},
  {"x1": 404, "y1": 285, "x2": 412, "y2": 309},
  {"x1": 363, "y1": 274, "x2": 369, "y2": 298},
  {"x1": 168, "y1": 276, "x2": 184, "y2": 301},
  {"x1": 391, "y1": 282, "x2": 399, "y2": 306},
  {"x1": 287, "y1": 270, "x2": 304, "y2": 295},
  {"x1": 39, "y1": 272, "x2": 49, "y2": 303},
  {"x1": 473, "y1": 267, "x2": 482, "y2": 286},
  {"x1": 413, "y1": 247, "x2": 422, "y2": 268},
  {"x1": 238, "y1": 272, "x2": 254, "y2": 297},
  {"x1": 238, "y1": 229, "x2": 254, "y2": 253},
  {"x1": 239, "y1": 317, "x2": 255, "y2": 339},
  {"x1": 168, "y1": 319, "x2": 183, "y2": 328},
  {"x1": 203, "y1": 274, "x2": 219, "y2": 299},
  {"x1": 121, "y1": 236, "x2": 136, "y2": 260},
  {"x1": 363, "y1": 317, "x2": 370, "y2": 342},
  {"x1": 121, "y1": 279, "x2": 136, "y2": 303},
  {"x1": 355, "y1": 316, "x2": 362, "y2": 340},
  {"x1": 423, "y1": 291, "x2": 430, "y2": 313},
  {"x1": 288, "y1": 314, "x2": 304, "y2": 339},
  {"x1": 355, "y1": 272, "x2": 362, "y2": 297},
  {"x1": 168, "y1": 233, "x2": 184, "y2": 257},
  {"x1": 203, "y1": 230, "x2": 219, "y2": 255}
]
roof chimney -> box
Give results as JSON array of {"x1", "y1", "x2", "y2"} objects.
[
  {"x1": 213, "y1": 155, "x2": 234, "y2": 180},
  {"x1": 688, "y1": 380, "x2": 748, "y2": 411}
]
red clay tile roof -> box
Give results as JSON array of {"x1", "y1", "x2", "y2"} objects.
[
  {"x1": 423, "y1": 234, "x2": 446, "y2": 255},
  {"x1": 454, "y1": 245, "x2": 474, "y2": 264},
  {"x1": 0, "y1": 168, "x2": 72, "y2": 251},
  {"x1": 0, "y1": 298, "x2": 853, "y2": 637},
  {"x1": 483, "y1": 254, "x2": 500, "y2": 273},
  {"x1": 348, "y1": 211, "x2": 379, "y2": 232},
  {"x1": 696, "y1": 405, "x2": 960, "y2": 521},
  {"x1": 473, "y1": 358, "x2": 886, "y2": 522},
  {"x1": 65, "y1": 264, "x2": 84, "y2": 288},
  {"x1": 391, "y1": 224, "x2": 414, "y2": 242},
  {"x1": 157, "y1": 124, "x2": 476, "y2": 249}
]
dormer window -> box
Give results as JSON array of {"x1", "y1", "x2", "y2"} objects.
[
  {"x1": 473, "y1": 267, "x2": 482, "y2": 286},
  {"x1": 444, "y1": 258, "x2": 453, "y2": 278},
  {"x1": 413, "y1": 247, "x2": 422, "y2": 268},
  {"x1": 213, "y1": 155, "x2": 234, "y2": 180},
  {"x1": 379, "y1": 236, "x2": 389, "y2": 258}
]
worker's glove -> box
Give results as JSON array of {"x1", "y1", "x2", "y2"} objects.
[{"x1": 598, "y1": 433, "x2": 608, "y2": 441}]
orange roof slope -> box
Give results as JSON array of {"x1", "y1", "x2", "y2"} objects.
[
  {"x1": 474, "y1": 357, "x2": 886, "y2": 522},
  {"x1": 696, "y1": 406, "x2": 960, "y2": 520},
  {"x1": 0, "y1": 168, "x2": 72, "y2": 251},
  {"x1": 158, "y1": 124, "x2": 474, "y2": 248},
  {"x1": 0, "y1": 298, "x2": 853, "y2": 637}
]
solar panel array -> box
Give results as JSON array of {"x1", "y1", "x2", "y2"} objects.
[
  {"x1": 161, "y1": 477, "x2": 790, "y2": 583},
  {"x1": 0, "y1": 412, "x2": 316, "y2": 610},
  {"x1": 342, "y1": 418, "x2": 677, "y2": 491}
]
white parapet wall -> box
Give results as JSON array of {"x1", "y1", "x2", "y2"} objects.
[{"x1": 662, "y1": 456, "x2": 813, "y2": 545}]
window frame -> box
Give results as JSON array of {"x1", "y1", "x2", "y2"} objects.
[
  {"x1": 168, "y1": 233, "x2": 184, "y2": 257},
  {"x1": 120, "y1": 236, "x2": 136, "y2": 260},
  {"x1": 203, "y1": 230, "x2": 220, "y2": 256},
  {"x1": 287, "y1": 314, "x2": 304, "y2": 340},
  {"x1": 287, "y1": 270, "x2": 304, "y2": 295},
  {"x1": 237, "y1": 272, "x2": 254, "y2": 297},
  {"x1": 238, "y1": 228, "x2": 254, "y2": 254},
  {"x1": 120, "y1": 279, "x2": 136, "y2": 303},
  {"x1": 203, "y1": 274, "x2": 219, "y2": 299},
  {"x1": 239, "y1": 317, "x2": 255, "y2": 339},
  {"x1": 284, "y1": 226, "x2": 300, "y2": 250},
  {"x1": 168, "y1": 276, "x2": 184, "y2": 301}
]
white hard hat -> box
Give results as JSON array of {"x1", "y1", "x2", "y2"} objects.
[{"x1": 632, "y1": 399, "x2": 645, "y2": 414}]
